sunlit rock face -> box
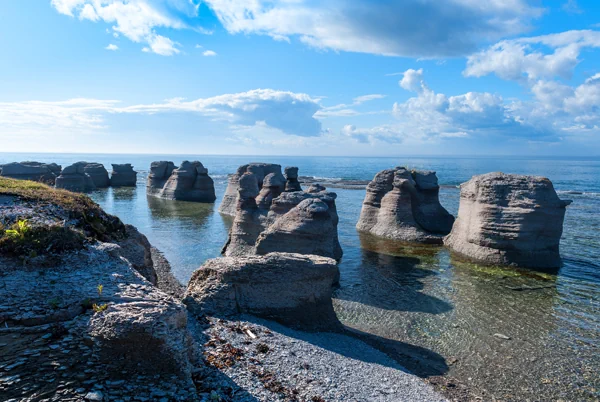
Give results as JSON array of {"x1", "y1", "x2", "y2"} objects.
[
  {"x1": 183, "y1": 252, "x2": 340, "y2": 329},
  {"x1": 444, "y1": 172, "x2": 572, "y2": 269},
  {"x1": 110, "y1": 164, "x2": 137, "y2": 187},
  {"x1": 0, "y1": 161, "x2": 62, "y2": 184},
  {"x1": 221, "y1": 165, "x2": 343, "y2": 261},
  {"x1": 356, "y1": 167, "x2": 454, "y2": 244},
  {"x1": 218, "y1": 162, "x2": 284, "y2": 216},
  {"x1": 146, "y1": 160, "x2": 216, "y2": 203},
  {"x1": 55, "y1": 162, "x2": 96, "y2": 192}
]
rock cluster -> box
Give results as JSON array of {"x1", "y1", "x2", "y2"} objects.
[
  {"x1": 147, "y1": 160, "x2": 216, "y2": 202},
  {"x1": 184, "y1": 253, "x2": 339, "y2": 329},
  {"x1": 444, "y1": 172, "x2": 572, "y2": 269},
  {"x1": 221, "y1": 165, "x2": 342, "y2": 261},
  {"x1": 0, "y1": 161, "x2": 62, "y2": 184},
  {"x1": 356, "y1": 167, "x2": 454, "y2": 244},
  {"x1": 55, "y1": 162, "x2": 97, "y2": 192},
  {"x1": 110, "y1": 163, "x2": 137, "y2": 187},
  {"x1": 219, "y1": 163, "x2": 287, "y2": 216}
]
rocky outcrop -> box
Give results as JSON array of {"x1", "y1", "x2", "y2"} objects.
[
  {"x1": 356, "y1": 167, "x2": 454, "y2": 244},
  {"x1": 444, "y1": 172, "x2": 572, "y2": 269},
  {"x1": 110, "y1": 163, "x2": 137, "y2": 187},
  {"x1": 55, "y1": 162, "x2": 97, "y2": 192},
  {"x1": 147, "y1": 160, "x2": 216, "y2": 202},
  {"x1": 221, "y1": 170, "x2": 343, "y2": 260},
  {"x1": 0, "y1": 161, "x2": 61, "y2": 184},
  {"x1": 184, "y1": 253, "x2": 340, "y2": 329},
  {"x1": 0, "y1": 179, "x2": 198, "y2": 399},
  {"x1": 82, "y1": 162, "x2": 110, "y2": 188},
  {"x1": 284, "y1": 166, "x2": 302, "y2": 192},
  {"x1": 219, "y1": 163, "x2": 283, "y2": 216}
]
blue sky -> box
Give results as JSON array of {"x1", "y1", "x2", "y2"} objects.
[{"x1": 0, "y1": 0, "x2": 599, "y2": 156}]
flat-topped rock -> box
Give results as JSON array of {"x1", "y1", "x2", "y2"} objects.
[
  {"x1": 219, "y1": 162, "x2": 283, "y2": 216},
  {"x1": 356, "y1": 167, "x2": 454, "y2": 244},
  {"x1": 0, "y1": 161, "x2": 61, "y2": 184},
  {"x1": 183, "y1": 253, "x2": 340, "y2": 329},
  {"x1": 444, "y1": 172, "x2": 572, "y2": 269},
  {"x1": 222, "y1": 166, "x2": 343, "y2": 260},
  {"x1": 110, "y1": 163, "x2": 137, "y2": 187},
  {"x1": 146, "y1": 160, "x2": 216, "y2": 202},
  {"x1": 284, "y1": 166, "x2": 302, "y2": 192},
  {"x1": 82, "y1": 162, "x2": 110, "y2": 188},
  {"x1": 55, "y1": 162, "x2": 96, "y2": 192}
]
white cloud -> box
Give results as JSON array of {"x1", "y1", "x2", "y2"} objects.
[
  {"x1": 464, "y1": 30, "x2": 600, "y2": 82},
  {"x1": 204, "y1": 0, "x2": 543, "y2": 57},
  {"x1": 51, "y1": 0, "x2": 200, "y2": 55},
  {"x1": 399, "y1": 68, "x2": 424, "y2": 92},
  {"x1": 195, "y1": 44, "x2": 203, "y2": 48},
  {"x1": 202, "y1": 50, "x2": 217, "y2": 56},
  {"x1": 341, "y1": 124, "x2": 403, "y2": 144},
  {"x1": 0, "y1": 89, "x2": 323, "y2": 138},
  {"x1": 562, "y1": 0, "x2": 583, "y2": 14},
  {"x1": 318, "y1": 93, "x2": 386, "y2": 116},
  {"x1": 105, "y1": 43, "x2": 119, "y2": 51}
]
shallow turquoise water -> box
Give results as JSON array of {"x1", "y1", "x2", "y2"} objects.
[{"x1": 1, "y1": 153, "x2": 599, "y2": 400}]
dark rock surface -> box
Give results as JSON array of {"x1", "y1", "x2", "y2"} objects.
[
  {"x1": 356, "y1": 167, "x2": 454, "y2": 244},
  {"x1": 55, "y1": 162, "x2": 96, "y2": 192},
  {"x1": 0, "y1": 161, "x2": 61, "y2": 184},
  {"x1": 110, "y1": 163, "x2": 137, "y2": 187},
  {"x1": 444, "y1": 172, "x2": 572, "y2": 269},
  {"x1": 82, "y1": 162, "x2": 110, "y2": 188}
]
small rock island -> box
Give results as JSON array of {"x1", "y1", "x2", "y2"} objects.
[
  {"x1": 444, "y1": 172, "x2": 572, "y2": 269},
  {"x1": 356, "y1": 167, "x2": 454, "y2": 244},
  {"x1": 147, "y1": 160, "x2": 216, "y2": 202}
]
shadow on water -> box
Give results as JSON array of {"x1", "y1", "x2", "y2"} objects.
[{"x1": 334, "y1": 233, "x2": 452, "y2": 314}]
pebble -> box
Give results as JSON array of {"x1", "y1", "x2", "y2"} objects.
[{"x1": 85, "y1": 391, "x2": 103, "y2": 401}]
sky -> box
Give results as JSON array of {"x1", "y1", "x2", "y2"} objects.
[{"x1": 0, "y1": 0, "x2": 599, "y2": 156}]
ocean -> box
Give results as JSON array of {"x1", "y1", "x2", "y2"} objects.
[{"x1": 1, "y1": 153, "x2": 599, "y2": 400}]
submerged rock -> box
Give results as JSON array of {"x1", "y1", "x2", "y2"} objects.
[
  {"x1": 444, "y1": 172, "x2": 572, "y2": 269},
  {"x1": 356, "y1": 167, "x2": 454, "y2": 244},
  {"x1": 147, "y1": 160, "x2": 216, "y2": 202},
  {"x1": 221, "y1": 166, "x2": 343, "y2": 260},
  {"x1": 184, "y1": 253, "x2": 339, "y2": 329},
  {"x1": 55, "y1": 162, "x2": 96, "y2": 192},
  {"x1": 219, "y1": 162, "x2": 283, "y2": 216},
  {"x1": 110, "y1": 163, "x2": 137, "y2": 187},
  {"x1": 0, "y1": 161, "x2": 61, "y2": 184}
]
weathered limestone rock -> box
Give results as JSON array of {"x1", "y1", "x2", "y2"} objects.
[
  {"x1": 284, "y1": 166, "x2": 302, "y2": 192},
  {"x1": 55, "y1": 162, "x2": 96, "y2": 192},
  {"x1": 222, "y1": 173, "x2": 343, "y2": 260},
  {"x1": 356, "y1": 167, "x2": 454, "y2": 244},
  {"x1": 110, "y1": 163, "x2": 137, "y2": 187},
  {"x1": 184, "y1": 253, "x2": 340, "y2": 329},
  {"x1": 444, "y1": 172, "x2": 572, "y2": 269},
  {"x1": 147, "y1": 160, "x2": 216, "y2": 202},
  {"x1": 219, "y1": 163, "x2": 283, "y2": 216},
  {"x1": 0, "y1": 161, "x2": 61, "y2": 184},
  {"x1": 83, "y1": 162, "x2": 110, "y2": 188}
]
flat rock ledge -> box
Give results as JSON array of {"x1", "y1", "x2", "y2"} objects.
[
  {"x1": 183, "y1": 253, "x2": 340, "y2": 330},
  {"x1": 356, "y1": 167, "x2": 454, "y2": 244},
  {"x1": 110, "y1": 164, "x2": 137, "y2": 187},
  {"x1": 444, "y1": 172, "x2": 572, "y2": 269},
  {"x1": 0, "y1": 161, "x2": 62, "y2": 184},
  {"x1": 147, "y1": 160, "x2": 216, "y2": 203}
]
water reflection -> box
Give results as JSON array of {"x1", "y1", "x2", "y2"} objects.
[{"x1": 147, "y1": 195, "x2": 214, "y2": 224}]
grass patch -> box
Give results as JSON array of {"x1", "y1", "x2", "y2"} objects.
[{"x1": 0, "y1": 177, "x2": 127, "y2": 257}]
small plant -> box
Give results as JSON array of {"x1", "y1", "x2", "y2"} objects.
[
  {"x1": 97, "y1": 284, "x2": 103, "y2": 296},
  {"x1": 92, "y1": 303, "x2": 108, "y2": 313},
  {"x1": 48, "y1": 297, "x2": 61, "y2": 310},
  {"x1": 4, "y1": 219, "x2": 29, "y2": 239}
]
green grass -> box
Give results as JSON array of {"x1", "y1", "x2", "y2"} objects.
[{"x1": 0, "y1": 177, "x2": 127, "y2": 257}]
